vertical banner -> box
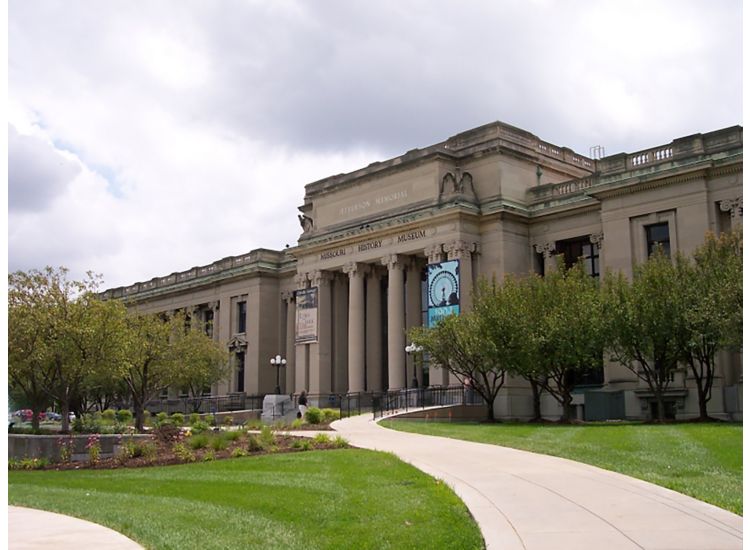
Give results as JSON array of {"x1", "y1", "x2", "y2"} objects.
[
  {"x1": 427, "y1": 259, "x2": 460, "y2": 327},
  {"x1": 295, "y1": 287, "x2": 318, "y2": 343}
]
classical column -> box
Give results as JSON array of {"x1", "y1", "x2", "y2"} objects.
[
  {"x1": 309, "y1": 270, "x2": 333, "y2": 397},
  {"x1": 282, "y1": 291, "x2": 296, "y2": 394},
  {"x1": 405, "y1": 257, "x2": 424, "y2": 387},
  {"x1": 446, "y1": 240, "x2": 475, "y2": 312},
  {"x1": 720, "y1": 197, "x2": 743, "y2": 228},
  {"x1": 333, "y1": 274, "x2": 349, "y2": 393},
  {"x1": 366, "y1": 267, "x2": 383, "y2": 392},
  {"x1": 294, "y1": 273, "x2": 309, "y2": 393},
  {"x1": 382, "y1": 254, "x2": 407, "y2": 390},
  {"x1": 534, "y1": 241, "x2": 557, "y2": 273},
  {"x1": 343, "y1": 262, "x2": 368, "y2": 393}
]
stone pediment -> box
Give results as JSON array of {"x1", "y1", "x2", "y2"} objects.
[{"x1": 227, "y1": 335, "x2": 248, "y2": 352}]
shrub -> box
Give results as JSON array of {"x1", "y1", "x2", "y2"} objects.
[
  {"x1": 321, "y1": 408, "x2": 340, "y2": 423},
  {"x1": 231, "y1": 447, "x2": 248, "y2": 458},
  {"x1": 101, "y1": 409, "x2": 117, "y2": 421},
  {"x1": 223, "y1": 430, "x2": 242, "y2": 442},
  {"x1": 202, "y1": 449, "x2": 216, "y2": 462},
  {"x1": 116, "y1": 409, "x2": 133, "y2": 424},
  {"x1": 304, "y1": 407, "x2": 323, "y2": 424},
  {"x1": 210, "y1": 436, "x2": 228, "y2": 451},
  {"x1": 9, "y1": 457, "x2": 49, "y2": 470},
  {"x1": 56, "y1": 437, "x2": 74, "y2": 463},
  {"x1": 247, "y1": 435, "x2": 263, "y2": 452},
  {"x1": 172, "y1": 442, "x2": 196, "y2": 463},
  {"x1": 155, "y1": 412, "x2": 169, "y2": 426},
  {"x1": 190, "y1": 420, "x2": 211, "y2": 434},
  {"x1": 86, "y1": 434, "x2": 101, "y2": 465},
  {"x1": 312, "y1": 433, "x2": 332, "y2": 447},
  {"x1": 222, "y1": 415, "x2": 234, "y2": 426},
  {"x1": 291, "y1": 418, "x2": 304, "y2": 429},
  {"x1": 259, "y1": 425, "x2": 275, "y2": 448},
  {"x1": 188, "y1": 433, "x2": 210, "y2": 450},
  {"x1": 170, "y1": 412, "x2": 185, "y2": 426},
  {"x1": 153, "y1": 423, "x2": 182, "y2": 443},
  {"x1": 140, "y1": 441, "x2": 158, "y2": 462},
  {"x1": 205, "y1": 414, "x2": 215, "y2": 426},
  {"x1": 73, "y1": 414, "x2": 102, "y2": 434},
  {"x1": 189, "y1": 413, "x2": 201, "y2": 425},
  {"x1": 292, "y1": 439, "x2": 312, "y2": 451},
  {"x1": 333, "y1": 436, "x2": 349, "y2": 449},
  {"x1": 143, "y1": 410, "x2": 152, "y2": 425}
]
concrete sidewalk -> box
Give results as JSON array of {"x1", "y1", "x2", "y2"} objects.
[
  {"x1": 331, "y1": 414, "x2": 743, "y2": 550},
  {"x1": 8, "y1": 506, "x2": 143, "y2": 550}
]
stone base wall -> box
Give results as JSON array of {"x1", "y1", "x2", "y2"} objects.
[{"x1": 9, "y1": 434, "x2": 152, "y2": 462}]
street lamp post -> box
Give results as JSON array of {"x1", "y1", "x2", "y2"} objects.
[
  {"x1": 404, "y1": 343, "x2": 423, "y2": 389},
  {"x1": 269, "y1": 354, "x2": 286, "y2": 395}
]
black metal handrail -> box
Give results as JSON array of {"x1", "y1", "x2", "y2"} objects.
[{"x1": 144, "y1": 393, "x2": 265, "y2": 415}]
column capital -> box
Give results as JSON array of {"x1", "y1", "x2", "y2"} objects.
[
  {"x1": 534, "y1": 241, "x2": 556, "y2": 258},
  {"x1": 342, "y1": 262, "x2": 370, "y2": 278},
  {"x1": 281, "y1": 290, "x2": 295, "y2": 302},
  {"x1": 720, "y1": 196, "x2": 743, "y2": 220},
  {"x1": 294, "y1": 272, "x2": 309, "y2": 288},
  {"x1": 381, "y1": 254, "x2": 408, "y2": 270},
  {"x1": 589, "y1": 232, "x2": 604, "y2": 249},
  {"x1": 446, "y1": 240, "x2": 474, "y2": 260},
  {"x1": 310, "y1": 270, "x2": 334, "y2": 287},
  {"x1": 424, "y1": 244, "x2": 444, "y2": 264},
  {"x1": 208, "y1": 300, "x2": 220, "y2": 311}
]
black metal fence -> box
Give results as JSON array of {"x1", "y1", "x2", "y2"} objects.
[
  {"x1": 339, "y1": 385, "x2": 483, "y2": 420},
  {"x1": 144, "y1": 393, "x2": 265, "y2": 415}
]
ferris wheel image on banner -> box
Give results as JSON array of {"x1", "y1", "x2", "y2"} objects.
[{"x1": 427, "y1": 259, "x2": 460, "y2": 327}]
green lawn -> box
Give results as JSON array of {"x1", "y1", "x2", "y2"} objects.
[
  {"x1": 382, "y1": 420, "x2": 742, "y2": 515},
  {"x1": 9, "y1": 449, "x2": 483, "y2": 550}
]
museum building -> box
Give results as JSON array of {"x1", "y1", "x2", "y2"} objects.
[{"x1": 101, "y1": 121, "x2": 743, "y2": 420}]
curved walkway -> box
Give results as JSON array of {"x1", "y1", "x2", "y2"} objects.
[
  {"x1": 9, "y1": 506, "x2": 143, "y2": 550},
  {"x1": 330, "y1": 414, "x2": 743, "y2": 550}
]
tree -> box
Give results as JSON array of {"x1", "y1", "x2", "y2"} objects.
[
  {"x1": 678, "y1": 229, "x2": 742, "y2": 420},
  {"x1": 118, "y1": 312, "x2": 182, "y2": 432},
  {"x1": 410, "y1": 278, "x2": 533, "y2": 422},
  {"x1": 603, "y1": 250, "x2": 683, "y2": 421},
  {"x1": 172, "y1": 325, "x2": 230, "y2": 412},
  {"x1": 524, "y1": 262, "x2": 606, "y2": 422},
  {"x1": 8, "y1": 267, "x2": 125, "y2": 432}
]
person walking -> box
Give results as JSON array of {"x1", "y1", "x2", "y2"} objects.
[{"x1": 297, "y1": 390, "x2": 308, "y2": 419}]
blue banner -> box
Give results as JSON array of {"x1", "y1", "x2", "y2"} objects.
[{"x1": 427, "y1": 259, "x2": 460, "y2": 327}]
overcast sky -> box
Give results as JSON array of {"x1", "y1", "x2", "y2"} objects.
[{"x1": 8, "y1": 0, "x2": 743, "y2": 289}]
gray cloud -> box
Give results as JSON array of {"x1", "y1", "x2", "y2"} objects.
[{"x1": 8, "y1": 124, "x2": 81, "y2": 212}]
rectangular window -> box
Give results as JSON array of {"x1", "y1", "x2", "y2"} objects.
[
  {"x1": 557, "y1": 237, "x2": 599, "y2": 277},
  {"x1": 237, "y1": 301, "x2": 247, "y2": 333},
  {"x1": 646, "y1": 222, "x2": 670, "y2": 258},
  {"x1": 236, "y1": 352, "x2": 245, "y2": 393}
]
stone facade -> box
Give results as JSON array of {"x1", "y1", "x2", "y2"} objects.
[{"x1": 102, "y1": 121, "x2": 743, "y2": 420}]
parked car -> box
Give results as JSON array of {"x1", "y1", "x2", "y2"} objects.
[{"x1": 46, "y1": 411, "x2": 62, "y2": 421}]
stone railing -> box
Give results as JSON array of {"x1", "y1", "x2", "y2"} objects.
[
  {"x1": 103, "y1": 249, "x2": 290, "y2": 300},
  {"x1": 629, "y1": 145, "x2": 674, "y2": 168},
  {"x1": 529, "y1": 176, "x2": 596, "y2": 202}
]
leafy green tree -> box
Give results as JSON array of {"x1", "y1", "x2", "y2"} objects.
[
  {"x1": 172, "y1": 325, "x2": 229, "y2": 412},
  {"x1": 118, "y1": 312, "x2": 181, "y2": 432},
  {"x1": 525, "y1": 262, "x2": 606, "y2": 422},
  {"x1": 678, "y1": 229, "x2": 742, "y2": 420},
  {"x1": 604, "y1": 250, "x2": 683, "y2": 421},
  {"x1": 410, "y1": 278, "x2": 533, "y2": 422},
  {"x1": 8, "y1": 267, "x2": 126, "y2": 431}
]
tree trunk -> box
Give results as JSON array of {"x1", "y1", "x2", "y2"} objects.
[
  {"x1": 697, "y1": 392, "x2": 710, "y2": 421},
  {"x1": 60, "y1": 402, "x2": 70, "y2": 433},
  {"x1": 529, "y1": 379, "x2": 542, "y2": 422},
  {"x1": 560, "y1": 393, "x2": 573, "y2": 423},
  {"x1": 30, "y1": 409, "x2": 40, "y2": 431},
  {"x1": 485, "y1": 398, "x2": 495, "y2": 422}
]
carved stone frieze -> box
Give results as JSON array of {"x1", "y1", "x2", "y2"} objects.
[
  {"x1": 424, "y1": 244, "x2": 444, "y2": 264},
  {"x1": 589, "y1": 232, "x2": 604, "y2": 249}
]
